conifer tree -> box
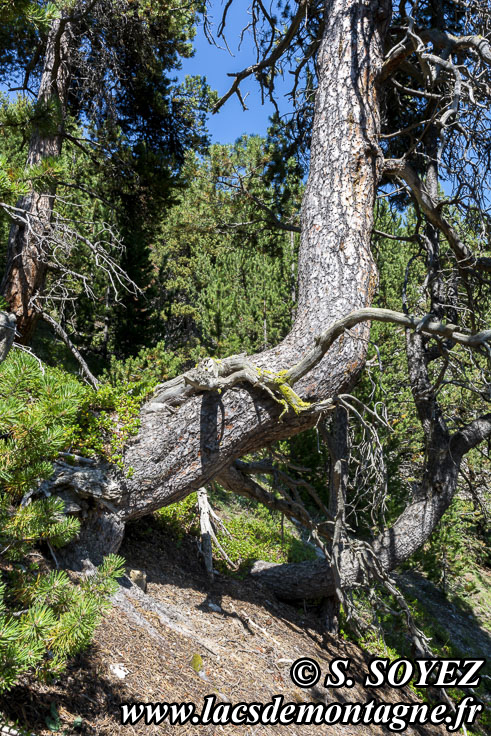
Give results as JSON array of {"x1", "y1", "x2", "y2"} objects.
[
  {"x1": 154, "y1": 135, "x2": 302, "y2": 359},
  {"x1": 0, "y1": 0, "x2": 211, "y2": 344},
  {"x1": 0, "y1": 347, "x2": 124, "y2": 692}
]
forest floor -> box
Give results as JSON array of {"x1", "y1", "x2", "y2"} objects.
[
  {"x1": 1, "y1": 515, "x2": 489, "y2": 736},
  {"x1": 397, "y1": 568, "x2": 491, "y2": 662}
]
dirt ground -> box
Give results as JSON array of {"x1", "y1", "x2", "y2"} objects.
[{"x1": 0, "y1": 517, "x2": 476, "y2": 735}]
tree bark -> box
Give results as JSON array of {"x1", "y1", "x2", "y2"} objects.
[
  {"x1": 1, "y1": 15, "x2": 71, "y2": 342},
  {"x1": 48, "y1": 1, "x2": 491, "y2": 602},
  {"x1": 56, "y1": 0, "x2": 394, "y2": 575},
  {"x1": 0, "y1": 312, "x2": 16, "y2": 363},
  {"x1": 323, "y1": 405, "x2": 350, "y2": 633},
  {"x1": 103, "y1": 0, "x2": 389, "y2": 511}
]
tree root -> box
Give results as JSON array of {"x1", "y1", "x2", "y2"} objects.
[{"x1": 112, "y1": 577, "x2": 221, "y2": 656}]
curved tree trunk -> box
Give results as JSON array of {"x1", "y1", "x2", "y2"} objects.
[
  {"x1": 48, "y1": 1, "x2": 491, "y2": 602},
  {"x1": 102, "y1": 0, "x2": 388, "y2": 513},
  {"x1": 248, "y1": 444, "x2": 462, "y2": 599},
  {"x1": 249, "y1": 406, "x2": 491, "y2": 599},
  {"x1": 56, "y1": 0, "x2": 392, "y2": 570},
  {"x1": 1, "y1": 16, "x2": 71, "y2": 342}
]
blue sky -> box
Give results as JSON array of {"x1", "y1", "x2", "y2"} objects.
[{"x1": 179, "y1": 1, "x2": 294, "y2": 143}]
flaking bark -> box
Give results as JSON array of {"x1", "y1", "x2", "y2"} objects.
[{"x1": 1, "y1": 16, "x2": 71, "y2": 341}]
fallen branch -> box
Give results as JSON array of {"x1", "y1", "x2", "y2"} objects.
[
  {"x1": 197, "y1": 487, "x2": 215, "y2": 581},
  {"x1": 197, "y1": 487, "x2": 237, "y2": 574}
]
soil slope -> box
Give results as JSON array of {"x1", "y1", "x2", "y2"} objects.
[{"x1": 0, "y1": 518, "x2": 459, "y2": 735}]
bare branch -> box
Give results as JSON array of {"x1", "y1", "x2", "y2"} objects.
[
  {"x1": 212, "y1": 0, "x2": 310, "y2": 113},
  {"x1": 384, "y1": 159, "x2": 491, "y2": 273},
  {"x1": 40, "y1": 311, "x2": 99, "y2": 389},
  {"x1": 284, "y1": 307, "x2": 491, "y2": 387}
]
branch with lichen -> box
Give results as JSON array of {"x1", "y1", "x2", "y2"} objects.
[{"x1": 147, "y1": 306, "x2": 491, "y2": 420}]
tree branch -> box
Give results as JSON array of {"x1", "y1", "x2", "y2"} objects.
[
  {"x1": 452, "y1": 413, "x2": 491, "y2": 456},
  {"x1": 384, "y1": 159, "x2": 491, "y2": 273},
  {"x1": 212, "y1": 0, "x2": 310, "y2": 113},
  {"x1": 284, "y1": 307, "x2": 491, "y2": 387},
  {"x1": 382, "y1": 27, "x2": 491, "y2": 81},
  {"x1": 40, "y1": 311, "x2": 99, "y2": 389}
]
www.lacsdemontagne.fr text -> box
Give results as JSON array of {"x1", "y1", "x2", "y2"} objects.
[{"x1": 120, "y1": 694, "x2": 482, "y2": 731}]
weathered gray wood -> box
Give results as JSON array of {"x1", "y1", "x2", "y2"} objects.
[
  {"x1": 197, "y1": 487, "x2": 215, "y2": 582},
  {"x1": 0, "y1": 312, "x2": 16, "y2": 363}
]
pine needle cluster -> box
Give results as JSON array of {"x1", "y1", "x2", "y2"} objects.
[{"x1": 0, "y1": 350, "x2": 124, "y2": 693}]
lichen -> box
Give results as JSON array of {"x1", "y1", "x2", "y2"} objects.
[
  {"x1": 262, "y1": 369, "x2": 312, "y2": 418},
  {"x1": 191, "y1": 653, "x2": 203, "y2": 673},
  {"x1": 276, "y1": 382, "x2": 312, "y2": 414}
]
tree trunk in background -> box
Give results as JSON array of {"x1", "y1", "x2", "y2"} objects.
[
  {"x1": 0, "y1": 312, "x2": 16, "y2": 363},
  {"x1": 1, "y1": 16, "x2": 71, "y2": 342}
]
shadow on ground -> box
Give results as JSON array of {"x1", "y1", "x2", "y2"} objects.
[{"x1": 1, "y1": 516, "x2": 487, "y2": 735}]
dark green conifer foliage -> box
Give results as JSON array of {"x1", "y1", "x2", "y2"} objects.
[
  {"x1": 154, "y1": 135, "x2": 302, "y2": 360},
  {"x1": 0, "y1": 1, "x2": 212, "y2": 357}
]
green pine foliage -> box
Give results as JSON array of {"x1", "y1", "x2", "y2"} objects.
[
  {"x1": 0, "y1": 351, "x2": 87, "y2": 497},
  {"x1": 0, "y1": 0, "x2": 214, "y2": 369},
  {"x1": 0, "y1": 1, "x2": 60, "y2": 29},
  {"x1": 0, "y1": 554, "x2": 123, "y2": 693},
  {"x1": 410, "y1": 495, "x2": 490, "y2": 589},
  {"x1": 153, "y1": 135, "x2": 301, "y2": 359},
  {"x1": 103, "y1": 342, "x2": 184, "y2": 389},
  {"x1": 0, "y1": 350, "x2": 124, "y2": 693},
  {"x1": 98, "y1": 134, "x2": 302, "y2": 384}
]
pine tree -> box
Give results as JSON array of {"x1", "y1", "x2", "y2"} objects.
[
  {"x1": 0, "y1": 1, "x2": 212, "y2": 344},
  {"x1": 153, "y1": 135, "x2": 302, "y2": 360},
  {"x1": 0, "y1": 349, "x2": 124, "y2": 692}
]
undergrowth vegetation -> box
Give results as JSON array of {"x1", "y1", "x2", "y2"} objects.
[
  {"x1": 0, "y1": 338, "x2": 192, "y2": 693},
  {"x1": 155, "y1": 489, "x2": 318, "y2": 575},
  {"x1": 0, "y1": 350, "x2": 125, "y2": 693},
  {"x1": 342, "y1": 570, "x2": 491, "y2": 736}
]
